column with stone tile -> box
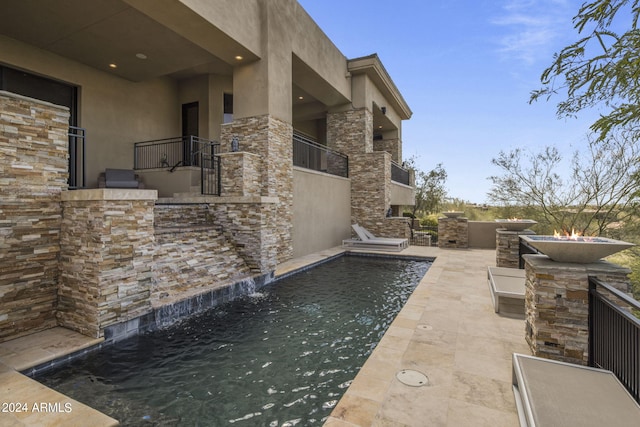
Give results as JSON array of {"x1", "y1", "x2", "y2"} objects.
[
  {"x1": 523, "y1": 254, "x2": 631, "y2": 365},
  {"x1": 58, "y1": 189, "x2": 157, "y2": 338},
  {"x1": 0, "y1": 92, "x2": 69, "y2": 342}
]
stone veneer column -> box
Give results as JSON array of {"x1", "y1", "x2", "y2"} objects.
[
  {"x1": 327, "y1": 108, "x2": 373, "y2": 156},
  {"x1": 373, "y1": 138, "x2": 401, "y2": 163},
  {"x1": 219, "y1": 152, "x2": 261, "y2": 197},
  {"x1": 220, "y1": 115, "x2": 293, "y2": 264},
  {"x1": 58, "y1": 189, "x2": 157, "y2": 338},
  {"x1": 350, "y1": 152, "x2": 394, "y2": 236},
  {"x1": 496, "y1": 229, "x2": 536, "y2": 268},
  {"x1": 438, "y1": 217, "x2": 469, "y2": 248},
  {"x1": 0, "y1": 92, "x2": 69, "y2": 342},
  {"x1": 524, "y1": 254, "x2": 631, "y2": 365}
]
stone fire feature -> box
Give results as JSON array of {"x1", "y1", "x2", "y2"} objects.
[
  {"x1": 523, "y1": 254, "x2": 631, "y2": 365},
  {"x1": 438, "y1": 216, "x2": 468, "y2": 248}
]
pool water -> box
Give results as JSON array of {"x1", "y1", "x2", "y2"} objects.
[{"x1": 38, "y1": 256, "x2": 430, "y2": 426}]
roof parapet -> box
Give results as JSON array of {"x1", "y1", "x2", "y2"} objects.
[{"x1": 347, "y1": 54, "x2": 412, "y2": 120}]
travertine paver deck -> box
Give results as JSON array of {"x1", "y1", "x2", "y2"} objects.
[
  {"x1": 0, "y1": 329, "x2": 117, "y2": 426},
  {"x1": 318, "y1": 247, "x2": 530, "y2": 427},
  {"x1": 0, "y1": 246, "x2": 527, "y2": 427}
]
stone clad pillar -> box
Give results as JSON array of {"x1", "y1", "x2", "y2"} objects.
[
  {"x1": 438, "y1": 217, "x2": 468, "y2": 248},
  {"x1": 58, "y1": 189, "x2": 157, "y2": 338},
  {"x1": 496, "y1": 229, "x2": 536, "y2": 268},
  {"x1": 524, "y1": 254, "x2": 631, "y2": 365},
  {"x1": 0, "y1": 92, "x2": 69, "y2": 342}
]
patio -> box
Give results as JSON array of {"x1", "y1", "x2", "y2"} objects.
[{"x1": 0, "y1": 246, "x2": 526, "y2": 426}]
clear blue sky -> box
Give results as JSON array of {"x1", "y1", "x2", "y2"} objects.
[{"x1": 297, "y1": 0, "x2": 604, "y2": 203}]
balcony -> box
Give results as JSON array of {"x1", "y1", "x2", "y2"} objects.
[{"x1": 293, "y1": 133, "x2": 348, "y2": 178}]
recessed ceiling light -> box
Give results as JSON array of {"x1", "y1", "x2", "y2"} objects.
[
  {"x1": 378, "y1": 125, "x2": 383, "y2": 129},
  {"x1": 109, "y1": 63, "x2": 117, "y2": 69},
  {"x1": 136, "y1": 53, "x2": 147, "y2": 60},
  {"x1": 235, "y1": 55, "x2": 243, "y2": 61},
  {"x1": 298, "y1": 96, "x2": 304, "y2": 100}
]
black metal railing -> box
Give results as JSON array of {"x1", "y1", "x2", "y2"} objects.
[
  {"x1": 133, "y1": 136, "x2": 220, "y2": 170},
  {"x1": 200, "y1": 153, "x2": 221, "y2": 196},
  {"x1": 293, "y1": 133, "x2": 348, "y2": 178},
  {"x1": 589, "y1": 276, "x2": 640, "y2": 403},
  {"x1": 409, "y1": 225, "x2": 438, "y2": 246},
  {"x1": 519, "y1": 237, "x2": 540, "y2": 269},
  {"x1": 68, "y1": 126, "x2": 86, "y2": 189},
  {"x1": 391, "y1": 160, "x2": 410, "y2": 185}
]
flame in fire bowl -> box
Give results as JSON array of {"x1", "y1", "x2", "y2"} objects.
[{"x1": 521, "y1": 235, "x2": 635, "y2": 264}]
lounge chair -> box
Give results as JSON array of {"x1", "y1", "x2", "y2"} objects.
[
  {"x1": 342, "y1": 224, "x2": 408, "y2": 252},
  {"x1": 487, "y1": 266, "x2": 525, "y2": 315}
]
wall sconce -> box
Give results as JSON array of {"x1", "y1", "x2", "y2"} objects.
[
  {"x1": 381, "y1": 106, "x2": 387, "y2": 115},
  {"x1": 231, "y1": 136, "x2": 239, "y2": 152}
]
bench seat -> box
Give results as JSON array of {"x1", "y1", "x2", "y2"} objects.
[{"x1": 487, "y1": 266, "x2": 525, "y2": 315}]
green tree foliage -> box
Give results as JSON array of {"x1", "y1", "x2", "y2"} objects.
[
  {"x1": 530, "y1": 0, "x2": 640, "y2": 140},
  {"x1": 414, "y1": 163, "x2": 448, "y2": 217},
  {"x1": 488, "y1": 131, "x2": 639, "y2": 235}
]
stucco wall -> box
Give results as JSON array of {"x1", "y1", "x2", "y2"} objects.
[
  {"x1": 468, "y1": 221, "x2": 503, "y2": 249},
  {"x1": 293, "y1": 167, "x2": 351, "y2": 257},
  {"x1": 0, "y1": 35, "x2": 179, "y2": 188}
]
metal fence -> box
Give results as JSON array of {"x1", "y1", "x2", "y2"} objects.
[
  {"x1": 519, "y1": 238, "x2": 540, "y2": 269},
  {"x1": 200, "y1": 153, "x2": 221, "y2": 196},
  {"x1": 293, "y1": 133, "x2": 348, "y2": 178},
  {"x1": 588, "y1": 276, "x2": 640, "y2": 403},
  {"x1": 68, "y1": 126, "x2": 86, "y2": 188},
  {"x1": 134, "y1": 136, "x2": 220, "y2": 170},
  {"x1": 409, "y1": 225, "x2": 438, "y2": 246},
  {"x1": 391, "y1": 160, "x2": 410, "y2": 185}
]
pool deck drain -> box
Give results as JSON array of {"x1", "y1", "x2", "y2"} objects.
[{"x1": 396, "y1": 369, "x2": 429, "y2": 387}]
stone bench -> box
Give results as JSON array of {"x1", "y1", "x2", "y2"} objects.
[
  {"x1": 487, "y1": 266, "x2": 525, "y2": 315},
  {"x1": 512, "y1": 353, "x2": 640, "y2": 426}
]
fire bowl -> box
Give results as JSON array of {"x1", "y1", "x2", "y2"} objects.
[
  {"x1": 495, "y1": 219, "x2": 538, "y2": 231},
  {"x1": 442, "y1": 211, "x2": 464, "y2": 218},
  {"x1": 520, "y1": 235, "x2": 635, "y2": 264}
]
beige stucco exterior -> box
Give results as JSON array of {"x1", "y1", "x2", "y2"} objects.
[
  {"x1": 292, "y1": 167, "x2": 351, "y2": 257},
  {"x1": 0, "y1": 0, "x2": 414, "y2": 262}
]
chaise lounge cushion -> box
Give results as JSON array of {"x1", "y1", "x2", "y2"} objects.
[{"x1": 103, "y1": 169, "x2": 142, "y2": 188}]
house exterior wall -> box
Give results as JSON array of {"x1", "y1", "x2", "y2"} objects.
[
  {"x1": 0, "y1": 92, "x2": 69, "y2": 342},
  {"x1": 0, "y1": 35, "x2": 180, "y2": 188},
  {"x1": 292, "y1": 167, "x2": 351, "y2": 257}
]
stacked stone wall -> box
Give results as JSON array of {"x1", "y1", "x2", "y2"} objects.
[
  {"x1": 350, "y1": 152, "x2": 391, "y2": 233},
  {"x1": 496, "y1": 229, "x2": 536, "y2": 268},
  {"x1": 152, "y1": 204, "x2": 250, "y2": 306},
  {"x1": 57, "y1": 191, "x2": 155, "y2": 338},
  {"x1": 327, "y1": 108, "x2": 373, "y2": 156},
  {"x1": 524, "y1": 254, "x2": 631, "y2": 365},
  {"x1": 438, "y1": 217, "x2": 469, "y2": 248},
  {"x1": 219, "y1": 152, "x2": 261, "y2": 197},
  {"x1": 211, "y1": 201, "x2": 278, "y2": 275},
  {"x1": 0, "y1": 92, "x2": 69, "y2": 342},
  {"x1": 373, "y1": 138, "x2": 401, "y2": 163},
  {"x1": 221, "y1": 115, "x2": 293, "y2": 264}
]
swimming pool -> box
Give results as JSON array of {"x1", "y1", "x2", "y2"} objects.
[{"x1": 37, "y1": 255, "x2": 430, "y2": 425}]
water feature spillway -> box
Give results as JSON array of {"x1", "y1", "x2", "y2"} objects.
[{"x1": 37, "y1": 256, "x2": 431, "y2": 426}]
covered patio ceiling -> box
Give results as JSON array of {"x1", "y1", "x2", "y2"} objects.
[{"x1": 0, "y1": 0, "x2": 258, "y2": 82}]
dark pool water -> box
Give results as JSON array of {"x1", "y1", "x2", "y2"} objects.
[{"x1": 38, "y1": 256, "x2": 430, "y2": 426}]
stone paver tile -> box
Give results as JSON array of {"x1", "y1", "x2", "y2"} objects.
[
  {"x1": 454, "y1": 351, "x2": 513, "y2": 383},
  {"x1": 377, "y1": 381, "x2": 450, "y2": 427},
  {"x1": 446, "y1": 398, "x2": 520, "y2": 427},
  {"x1": 345, "y1": 373, "x2": 391, "y2": 402},
  {"x1": 450, "y1": 371, "x2": 516, "y2": 413},
  {"x1": 329, "y1": 394, "x2": 380, "y2": 426}
]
